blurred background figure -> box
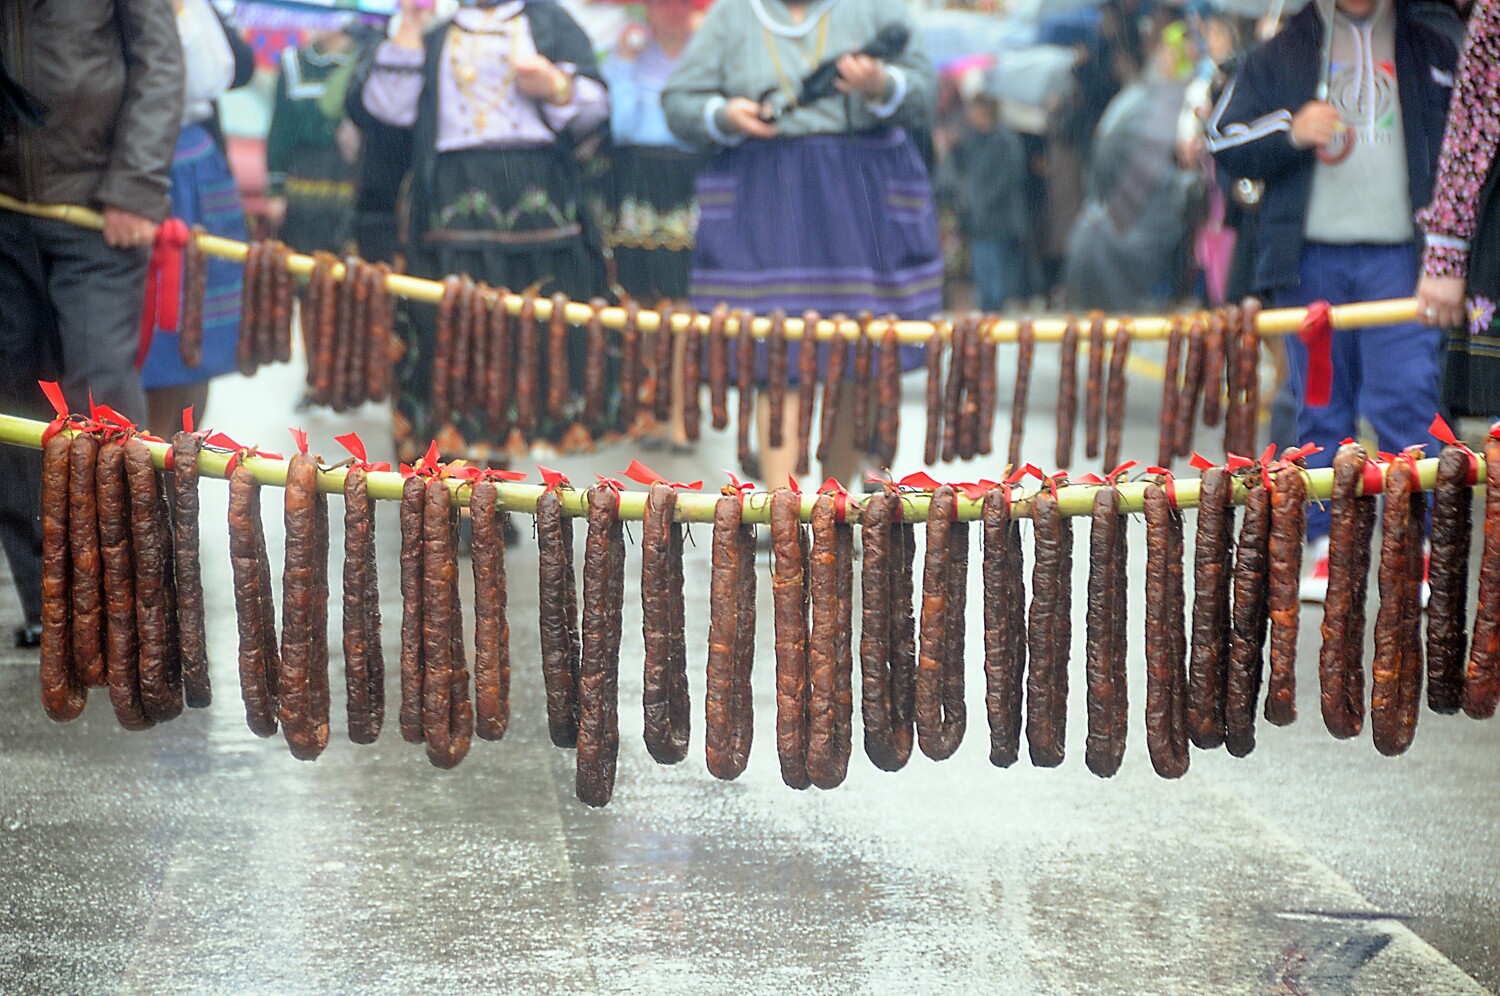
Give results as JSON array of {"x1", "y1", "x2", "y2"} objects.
[
  {"x1": 602, "y1": 0, "x2": 710, "y2": 452},
  {"x1": 265, "y1": 22, "x2": 357, "y2": 254},
  {"x1": 141, "y1": 0, "x2": 254, "y2": 439}
]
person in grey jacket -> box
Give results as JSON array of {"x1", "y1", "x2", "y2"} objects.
[{"x1": 0, "y1": 0, "x2": 183, "y2": 646}]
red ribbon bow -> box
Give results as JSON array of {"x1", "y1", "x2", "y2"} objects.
[
  {"x1": 1146, "y1": 465, "x2": 1180, "y2": 507},
  {"x1": 1431, "y1": 414, "x2": 1480, "y2": 485},
  {"x1": 136, "y1": 218, "x2": 191, "y2": 370},
  {"x1": 1298, "y1": 300, "x2": 1335, "y2": 408},
  {"x1": 205, "y1": 431, "x2": 282, "y2": 476},
  {"x1": 623, "y1": 459, "x2": 703, "y2": 492},
  {"x1": 335, "y1": 432, "x2": 393, "y2": 473},
  {"x1": 538, "y1": 465, "x2": 571, "y2": 492},
  {"x1": 817, "y1": 477, "x2": 852, "y2": 521}
]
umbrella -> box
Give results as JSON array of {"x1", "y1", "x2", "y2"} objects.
[
  {"x1": 916, "y1": 10, "x2": 1028, "y2": 71},
  {"x1": 984, "y1": 44, "x2": 1077, "y2": 108}
]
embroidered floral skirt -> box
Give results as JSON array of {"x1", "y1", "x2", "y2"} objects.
[
  {"x1": 393, "y1": 146, "x2": 614, "y2": 464},
  {"x1": 605, "y1": 145, "x2": 709, "y2": 303}
]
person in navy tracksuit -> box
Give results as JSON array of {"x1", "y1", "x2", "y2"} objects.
[{"x1": 1205, "y1": 0, "x2": 1455, "y2": 601}]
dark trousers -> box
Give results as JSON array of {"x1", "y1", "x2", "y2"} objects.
[{"x1": 0, "y1": 211, "x2": 149, "y2": 624}]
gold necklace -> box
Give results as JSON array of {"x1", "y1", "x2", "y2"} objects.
[
  {"x1": 446, "y1": 16, "x2": 523, "y2": 133},
  {"x1": 764, "y1": 13, "x2": 831, "y2": 106}
]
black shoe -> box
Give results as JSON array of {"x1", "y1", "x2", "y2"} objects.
[
  {"x1": 502, "y1": 513, "x2": 520, "y2": 547},
  {"x1": 13, "y1": 622, "x2": 42, "y2": 649}
]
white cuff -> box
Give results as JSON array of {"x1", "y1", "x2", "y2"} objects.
[
  {"x1": 703, "y1": 95, "x2": 747, "y2": 147},
  {"x1": 865, "y1": 65, "x2": 907, "y2": 119},
  {"x1": 1426, "y1": 232, "x2": 1472, "y2": 252}
]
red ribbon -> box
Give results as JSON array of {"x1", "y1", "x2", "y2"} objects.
[
  {"x1": 1189, "y1": 452, "x2": 1215, "y2": 471},
  {"x1": 722, "y1": 470, "x2": 756, "y2": 510},
  {"x1": 1362, "y1": 456, "x2": 1385, "y2": 497},
  {"x1": 289, "y1": 427, "x2": 309, "y2": 455},
  {"x1": 897, "y1": 471, "x2": 941, "y2": 492},
  {"x1": 335, "y1": 432, "x2": 393, "y2": 473},
  {"x1": 136, "y1": 218, "x2": 190, "y2": 370},
  {"x1": 1431, "y1": 414, "x2": 1480, "y2": 485},
  {"x1": 1147, "y1": 466, "x2": 1180, "y2": 508},
  {"x1": 539, "y1": 465, "x2": 571, "y2": 492},
  {"x1": 1298, "y1": 300, "x2": 1335, "y2": 408},
  {"x1": 623, "y1": 458, "x2": 703, "y2": 492},
  {"x1": 595, "y1": 475, "x2": 625, "y2": 511},
  {"x1": 817, "y1": 477, "x2": 851, "y2": 521}
]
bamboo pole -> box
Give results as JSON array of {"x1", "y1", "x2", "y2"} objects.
[
  {"x1": 0, "y1": 412, "x2": 1461, "y2": 524},
  {"x1": 0, "y1": 193, "x2": 1421, "y2": 344}
]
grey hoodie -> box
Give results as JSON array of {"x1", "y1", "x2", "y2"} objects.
[{"x1": 1304, "y1": 0, "x2": 1416, "y2": 245}]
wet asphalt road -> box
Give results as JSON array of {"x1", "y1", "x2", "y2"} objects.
[{"x1": 1, "y1": 346, "x2": 1497, "y2": 995}]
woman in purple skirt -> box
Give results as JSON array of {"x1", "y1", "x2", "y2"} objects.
[{"x1": 662, "y1": 0, "x2": 939, "y2": 487}]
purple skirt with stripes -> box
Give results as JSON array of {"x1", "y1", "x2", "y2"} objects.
[{"x1": 691, "y1": 128, "x2": 941, "y2": 382}]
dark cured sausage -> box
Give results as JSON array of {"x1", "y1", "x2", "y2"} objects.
[
  {"x1": 975, "y1": 320, "x2": 998, "y2": 458},
  {"x1": 467, "y1": 283, "x2": 490, "y2": 423},
  {"x1": 1157, "y1": 317, "x2": 1183, "y2": 468},
  {"x1": 1469, "y1": 436, "x2": 1500, "y2": 718},
  {"x1": 344, "y1": 467, "x2": 384, "y2": 743},
  {"x1": 280, "y1": 452, "x2": 329, "y2": 761},
  {"x1": 1320, "y1": 443, "x2": 1375, "y2": 738},
  {"x1": 770, "y1": 488, "x2": 811, "y2": 789},
  {"x1": 653, "y1": 303, "x2": 675, "y2": 424},
  {"x1": 271, "y1": 243, "x2": 293, "y2": 364},
  {"x1": 180, "y1": 226, "x2": 206, "y2": 368},
  {"x1": 795, "y1": 311, "x2": 820, "y2": 476},
  {"x1": 398, "y1": 478, "x2": 427, "y2": 743},
  {"x1": 1085, "y1": 486, "x2": 1127, "y2": 777},
  {"x1": 547, "y1": 292, "x2": 571, "y2": 425},
  {"x1": 767, "y1": 310, "x2": 788, "y2": 448},
  {"x1": 1102, "y1": 320, "x2": 1131, "y2": 471},
  {"x1": 1265, "y1": 459, "x2": 1306, "y2": 727},
  {"x1": 1008, "y1": 318, "x2": 1034, "y2": 471},
  {"x1": 312, "y1": 255, "x2": 340, "y2": 406},
  {"x1": 40, "y1": 432, "x2": 85, "y2": 722},
  {"x1": 890, "y1": 512, "x2": 918, "y2": 751},
  {"x1": 537, "y1": 488, "x2": 581, "y2": 748},
  {"x1": 516, "y1": 292, "x2": 540, "y2": 436},
  {"x1": 1173, "y1": 316, "x2": 1207, "y2": 459},
  {"x1": 983, "y1": 487, "x2": 1026, "y2": 768},
  {"x1": 1201, "y1": 309, "x2": 1228, "y2": 428},
  {"x1": 851, "y1": 314, "x2": 875, "y2": 454},
  {"x1": 229, "y1": 463, "x2": 276, "y2": 737},
  {"x1": 485, "y1": 288, "x2": 513, "y2": 438},
  {"x1": 1187, "y1": 467, "x2": 1234, "y2": 749},
  {"x1": 807, "y1": 495, "x2": 853, "y2": 788},
  {"x1": 1027, "y1": 490, "x2": 1071, "y2": 766},
  {"x1": 706, "y1": 494, "x2": 755, "y2": 779},
  {"x1": 125, "y1": 437, "x2": 181, "y2": 725},
  {"x1": 329, "y1": 257, "x2": 357, "y2": 412},
  {"x1": 97, "y1": 439, "x2": 152, "y2": 730},
  {"x1": 1084, "y1": 313, "x2": 1106, "y2": 460},
  {"x1": 817, "y1": 316, "x2": 847, "y2": 464},
  {"x1": 422, "y1": 481, "x2": 473, "y2": 769},
  {"x1": 1235, "y1": 299, "x2": 1262, "y2": 456},
  {"x1": 642, "y1": 484, "x2": 689, "y2": 764},
  {"x1": 1056, "y1": 317, "x2": 1079, "y2": 469},
  {"x1": 237, "y1": 242, "x2": 261, "y2": 375},
  {"x1": 68, "y1": 433, "x2": 105, "y2": 689},
  {"x1": 577, "y1": 486, "x2": 624, "y2": 806},
  {"x1": 708, "y1": 304, "x2": 730, "y2": 431},
  {"x1": 875, "y1": 319, "x2": 901, "y2": 467},
  {"x1": 1371, "y1": 458, "x2": 1424, "y2": 757},
  {"x1": 300, "y1": 254, "x2": 325, "y2": 385},
  {"x1": 916, "y1": 486, "x2": 967, "y2": 760},
  {"x1": 859, "y1": 491, "x2": 908, "y2": 770},
  {"x1": 1428, "y1": 446, "x2": 1473, "y2": 714},
  {"x1": 470, "y1": 480, "x2": 510, "y2": 741},
  {"x1": 940, "y1": 319, "x2": 966, "y2": 464},
  {"x1": 171, "y1": 431, "x2": 210, "y2": 707},
  {"x1": 431, "y1": 276, "x2": 461, "y2": 428},
  {"x1": 583, "y1": 299, "x2": 609, "y2": 433},
  {"x1": 369, "y1": 262, "x2": 394, "y2": 404},
  {"x1": 1142, "y1": 482, "x2": 1189, "y2": 778},
  {"x1": 924, "y1": 325, "x2": 944, "y2": 467},
  {"x1": 682, "y1": 308, "x2": 704, "y2": 443},
  {"x1": 1224, "y1": 481, "x2": 1271, "y2": 758},
  {"x1": 619, "y1": 300, "x2": 642, "y2": 432},
  {"x1": 737, "y1": 310, "x2": 757, "y2": 473},
  {"x1": 446, "y1": 276, "x2": 477, "y2": 418}
]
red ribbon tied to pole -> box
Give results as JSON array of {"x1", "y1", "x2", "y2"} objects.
[
  {"x1": 136, "y1": 218, "x2": 190, "y2": 370},
  {"x1": 1298, "y1": 300, "x2": 1335, "y2": 408}
]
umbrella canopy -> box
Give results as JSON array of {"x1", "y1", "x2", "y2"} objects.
[
  {"x1": 916, "y1": 9, "x2": 1029, "y2": 71},
  {"x1": 985, "y1": 44, "x2": 1078, "y2": 108}
]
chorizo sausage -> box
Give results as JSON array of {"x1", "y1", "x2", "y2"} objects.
[
  {"x1": 179, "y1": 226, "x2": 206, "y2": 369},
  {"x1": 619, "y1": 299, "x2": 642, "y2": 433},
  {"x1": 642, "y1": 483, "x2": 689, "y2": 764},
  {"x1": 583, "y1": 299, "x2": 609, "y2": 433},
  {"x1": 1008, "y1": 318, "x2": 1034, "y2": 471},
  {"x1": 1085, "y1": 486, "x2": 1127, "y2": 777},
  {"x1": 228, "y1": 463, "x2": 277, "y2": 737},
  {"x1": 737, "y1": 309, "x2": 757, "y2": 473},
  {"x1": 329, "y1": 255, "x2": 357, "y2": 412},
  {"x1": 817, "y1": 315, "x2": 847, "y2": 464},
  {"x1": 957, "y1": 316, "x2": 983, "y2": 460},
  {"x1": 1224, "y1": 480, "x2": 1271, "y2": 758},
  {"x1": 1235, "y1": 299, "x2": 1262, "y2": 456},
  {"x1": 237, "y1": 241, "x2": 262, "y2": 376},
  {"x1": 1056, "y1": 316, "x2": 1079, "y2": 469},
  {"x1": 1084, "y1": 312, "x2": 1106, "y2": 460},
  {"x1": 271, "y1": 243, "x2": 294, "y2": 364},
  {"x1": 300, "y1": 254, "x2": 325, "y2": 388},
  {"x1": 975, "y1": 319, "x2": 998, "y2": 458},
  {"x1": 917, "y1": 486, "x2": 966, "y2": 760},
  {"x1": 1371, "y1": 458, "x2": 1423, "y2": 757},
  {"x1": 125, "y1": 437, "x2": 181, "y2": 724},
  {"x1": 1027, "y1": 489, "x2": 1071, "y2": 767},
  {"x1": 875, "y1": 318, "x2": 902, "y2": 468},
  {"x1": 368, "y1": 262, "x2": 395, "y2": 404},
  {"x1": 807, "y1": 495, "x2": 850, "y2": 788},
  {"x1": 924, "y1": 324, "x2": 945, "y2": 467},
  {"x1": 1157, "y1": 317, "x2": 1184, "y2": 468},
  {"x1": 1103, "y1": 320, "x2": 1131, "y2": 471},
  {"x1": 767, "y1": 309, "x2": 788, "y2": 448},
  {"x1": 851, "y1": 313, "x2": 875, "y2": 454},
  {"x1": 1265, "y1": 458, "x2": 1307, "y2": 727},
  {"x1": 515, "y1": 291, "x2": 541, "y2": 436},
  {"x1": 770, "y1": 488, "x2": 811, "y2": 789},
  {"x1": 941, "y1": 319, "x2": 966, "y2": 464},
  {"x1": 68, "y1": 433, "x2": 105, "y2": 690},
  {"x1": 537, "y1": 488, "x2": 581, "y2": 748},
  {"x1": 859, "y1": 491, "x2": 899, "y2": 769},
  {"x1": 344, "y1": 467, "x2": 384, "y2": 743},
  {"x1": 470, "y1": 480, "x2": 510, "y2": 741},
  {"x1": 577, "y1": 485, "x2": 625, "y2": 806},
  {"x1": 890, "y1": 511, "x2": 919, "y2": 765},
  {"x1": 1201, "y1": 309, "x2": 1227, "y2": 428},
  {"x1": 706, "y1": 494, "x2": 757, "y2": 779},
  {"x1": 708, "y1": 304, "x2": 731, "y2": 431},
  {"x1": 431, "y1": 276, "x2": 462, "y2": 428},
  {"x1": 1319, "y1": 443, "x2": 1375, "y2": 739},
  {"x1": 1143, "y1": 482, "x2": 1189, "y2": 778},
  {"x1": 422, "y1": 480, "x2": 472, "y2": 769},
  {"x1": 446, "y1": 275, "x2": 475, "y2": 417},
  {"x1": 683, "y1": 308, "x2": 705, "y2": 443},
  {"x1": 1173, "y1": 316, "x2": 1207, "y2": 459},
  {"x1": 547, "y1": 292, "x2": 571, "y2": 425},
  {"x1": 399, "y1": 477, "x2": 427, "y2": 744},
  {"x1": 312, "y1": 254, "x2": 340, "y2": 406},
  {"x1": 171, "y1": 431, "x2": 210, "y2": 707},
  {"x1": 482, "y1": 287, "x2": 512, "y2": 438},
  {"x1": 795, "y1": 311, "x2": 820, "y2": 476},
  {"x1": 653, "y1": 303, "x2": 675, "y2": 424},
  {"x1": 1187, "y1": 466, "x2": 1234, "y2": 749},
  {"x1": 98, "y1": 439, "x2": 152, "y2": 730},
  {"x1": 279, "y1": 452, "x2": 328, "y2": 760},
  {"x1": 40, "y1": 432, "x2": 85, "y2": 722},
  {"x1": 1428, "y1": 446, "x2": 1473, "y2": 714},
  {"x1": 982, "y1": 487, "x2": 1027, "y2": 767}
]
